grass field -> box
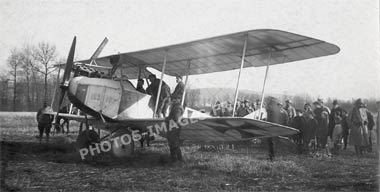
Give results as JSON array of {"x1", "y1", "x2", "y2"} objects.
[{"x1": 0, "y1": 112, "x2": 379, "y2": 191}]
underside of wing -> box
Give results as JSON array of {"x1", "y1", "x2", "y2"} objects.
[
  {"x1": 179, "y1": 117, "x2": 299, "y2": 142},
  {"x1": 89, "y1": 29, "x2": 339, "y2": 78},
  {"x1": 112, "y1": 117, "x2": 299, "y2": 142}
]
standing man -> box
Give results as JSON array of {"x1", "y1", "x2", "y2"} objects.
[
  {"x1": 166, "y1": 102, "x2": 184, "y2": 162},
  {"x1": 341, "y1": 110, "x2": 350, "y2": 150},
  {"x1": 366, "y1": 107, "x2": 374, "y2": 152},
  {"x1": 36, "y1": 103, "x2": 54, "y2": 143},
  {"x1": 223, "y1": 101, "x2": 234, "y2": 117},
  {"x1": 284, "y1": 100, "x2": 296, "y2": 124},
  {"x1": 347, "y1": 99, "x2": 369, "y2": 156},
  {"x1": 376, "y1": 101, "x2": 380, "y2": 148},
  {"x1": 266, "y1": 97, "x2": 281, "y2": 161},
  {"x1": 278, "y1": 102, "x2": 289, "y2": 126},
  {"x1": 313, "y1": 101, "x2": 330, "y2": 148},
  {"x1": 210, "y1": 101, "x2": 223, "y2": 117},
  {"x1": 146, "y1": 74, "x2": 171, "y2": 118},
  {"x1": 328, "y1": 100, "x2": 345, "y2": 141},
  {"x1": 171, "y1": 75, "x2": 185, "y2": 104},
  {"x1": 136, "y1": 79, "x2": 146, "y2": 94}
]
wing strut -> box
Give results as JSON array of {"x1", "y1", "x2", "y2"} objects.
[
  {"x1": 232, "y1": 34, "x2": 248, "y2": 117},
  {"x1": 181, "y1": 60, "x2": 191, "y2": 106},
  {"x1": 50, "y1": 66, "x2": 61, "y2": 108},
  {"x1": 153, "y1": 50, "x2": 168, "y2": 118},
  {"x1": 258, "y1": 52, "x2": 272, "y2": 120}
]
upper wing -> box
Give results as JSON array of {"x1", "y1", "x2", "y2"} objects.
[
  {"x1": 88, "y1": 29, "x2": 339, "y2": 78},
  {"x1": 112, "y1": 117, "x2": 299, "y2": 142}
]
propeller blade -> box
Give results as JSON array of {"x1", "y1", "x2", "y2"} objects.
[
  {"x1": 62, "y1": 36, "x2": 76, "y2": 84},
  {"x1": 54, "y1": 36, "x2": 76, "y2": 132}
]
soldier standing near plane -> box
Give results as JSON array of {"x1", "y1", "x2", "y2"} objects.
[
  {"x1": 36, "y1": 103, "x2": 54, "y2": 143},
  {"x1": 166, "y1": 102, "x2": 184, "y2": 162},
  {"x1": 171, "y1": 75, "x2": 185, "y2": 104},
  {"x1": 146, "y1": 74, "x2": 171, "y2": 118},
  {"x1": 266, "y1": 97, "x2": 282, "y2": 161}
]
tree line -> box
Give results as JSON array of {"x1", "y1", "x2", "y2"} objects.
[{"x1": 0, "y1": 42, "x2": 63, "y2": 111}]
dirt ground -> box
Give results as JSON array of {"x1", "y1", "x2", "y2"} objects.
[{"x1": 0, "y1": 112, "x2": 379, "y2": 191}]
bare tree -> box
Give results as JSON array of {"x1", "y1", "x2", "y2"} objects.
[
  {"x1": 0, "y1": 72, "x2": 10, "y2": 111},
  {"x1": 19, "y1": 45, "x2": 35, "y2": 110},
  {"x1": 32, "y1": 42, "x2": 58, "y2": 104},
  {"x1": 7, "y1": 48, "x2": 22, "y2": 111}
]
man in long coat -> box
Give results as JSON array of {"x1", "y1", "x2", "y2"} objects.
[{"x1": 347, "y1": 99, "x2": 369, "y2": 156}]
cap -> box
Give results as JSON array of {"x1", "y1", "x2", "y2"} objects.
[{"x1": 175, "y1": 74, "x2": 182, "y2": 80}]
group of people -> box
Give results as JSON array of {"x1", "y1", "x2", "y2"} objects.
[
  {"x1": 209, "y1": 99, "x2": 267, "y2": 118},
  {"x1": 136, "y1": 74, "x2": 185, "y2": 119},
  {"x1": 209, "y1": 97, "x2": 380, "y2": 158},
  {"x1": 290, "y1": 98, "x2": 378, "y2": 157}
]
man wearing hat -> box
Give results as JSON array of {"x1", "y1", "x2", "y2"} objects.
[
  {"x1": 146, "y1": 74, "x2": 171, "y2": 118},
  {"x1": 171, "y1": 75, "x2": 185, "y2": 104}
]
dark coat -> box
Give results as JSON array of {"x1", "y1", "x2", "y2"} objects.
[
  {"x1": 146, "y1": 79, "x2": 171, "y2": 100},
  {"x1": 36, "y1": 107, "x2": 54, "y2": 124},
  {"x1": 328, "y1": 106, "x2": 345, "y2": 137},
  {"x1": 171, "y1": 81, "x2": 185, "y2": 101}
]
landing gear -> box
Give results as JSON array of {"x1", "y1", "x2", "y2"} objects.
[{"x1": 111, "y1": 130, "x2": 135, "y2": 158}]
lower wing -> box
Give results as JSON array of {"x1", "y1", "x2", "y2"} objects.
[
  {"x1": 116, "y1": 117, "x2": 299, "y2": 142},
  {"x1": 43, "y1": 112, "x2": 298, "y2": 142}
]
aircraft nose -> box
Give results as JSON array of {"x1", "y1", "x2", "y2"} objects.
[{"x1": 68, "y1": 77, "x2": 79, "y2": 96}]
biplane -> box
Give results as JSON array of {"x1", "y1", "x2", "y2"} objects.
[{"x1": 47, "y1": 29, "x2": 340, "y2": 158}]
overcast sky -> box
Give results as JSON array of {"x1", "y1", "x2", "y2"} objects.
[{"x1": 1, "y1": 0, "x2": 379, "y2": 101}]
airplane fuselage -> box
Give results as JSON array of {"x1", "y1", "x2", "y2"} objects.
[{"x1": 68, "y1": 76, "x2": 153, "y2": 121}]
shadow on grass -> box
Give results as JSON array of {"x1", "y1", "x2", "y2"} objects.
[{"x1": 1, "y1": 140, "x2": 179, "y2": 169}]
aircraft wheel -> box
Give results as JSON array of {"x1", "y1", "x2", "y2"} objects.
[
  {"x1": 111, "y1": 130, "x2": 135, "y2": 158},
  {"x1": 76, "y1": 129, "x2": 100, "y2": 149}
]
